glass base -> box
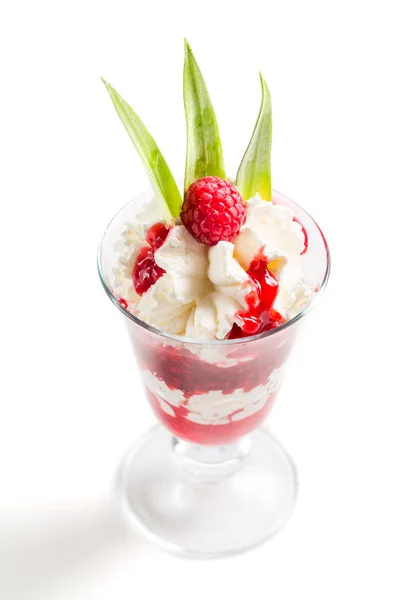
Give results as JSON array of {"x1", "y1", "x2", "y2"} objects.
[{"x1": 117, "y1": 426, "x2": 298, "y2": 558}]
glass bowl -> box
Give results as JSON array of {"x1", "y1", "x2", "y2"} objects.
[{"x1": 98, "y1": 189, "x2": 330, "y2": 557}]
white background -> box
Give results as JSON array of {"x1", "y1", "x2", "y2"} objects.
[{"x1": 1, "y1": 0, "x2": 399, "y2": 598}]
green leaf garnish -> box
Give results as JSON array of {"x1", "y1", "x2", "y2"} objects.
[
  {"x1": 236, "y1": 73, "x2": 272, "y2": 202},
  {"x1": 101, "y1": 78, "x2": 182, "y2": 218},
  {"x1": 183, "y1": 40, "x2": 226, "y2": 191}
]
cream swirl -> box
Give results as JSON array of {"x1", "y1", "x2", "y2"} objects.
[{"x1": 113, "y1": 194, "x2": 310, "y2": 338}]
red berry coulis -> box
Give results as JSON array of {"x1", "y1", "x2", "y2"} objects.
[
  {"x1": 228, "y1": 252, "x2": 284, "y2": 339},
  {"x1": 134, "y1": 327, "x2": 294, "y2": 444},
  {"x1": 132, "y1": 222, "x2": 170, "y2": 295}
]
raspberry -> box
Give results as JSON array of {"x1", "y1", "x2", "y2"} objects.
[{"x1": 181, "y1": 176, "x2": 246, "y2": 245}]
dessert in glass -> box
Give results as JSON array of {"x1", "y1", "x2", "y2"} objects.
[{"x1": 98, "y1": 41, "x2": 330, "y2": 557}]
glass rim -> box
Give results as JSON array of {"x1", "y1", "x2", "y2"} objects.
[{"x1": 97, "y1": 190, "x2": 331, "y2": 346}]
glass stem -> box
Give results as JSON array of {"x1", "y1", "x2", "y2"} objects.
[{"x1": 171, "y1": 435, "x2": 252, "y2": 483}]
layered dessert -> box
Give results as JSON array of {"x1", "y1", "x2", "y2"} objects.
[{"x1": 102, "y1": 42, "x2": 313, "y2": 444}]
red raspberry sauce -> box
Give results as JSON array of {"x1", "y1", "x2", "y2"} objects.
[
  {"x1": 132, "y1": 223, "x2": 170, "y2": 295},
  {"x1": 145, "y1": 222, "x2": 171, "y2": 250},
  {"x1": 136, "y1": 336, "x2": 292, "y2": 399},
  {"x1": 228, "y1": 252, "x2": 285, "y2": 339},
  {"x1": 134, "y1": 334, "x2": 293, "y2": 445}
]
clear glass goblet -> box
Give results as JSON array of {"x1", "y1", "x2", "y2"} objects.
[{"x1": 98, "y1": 190, "x2": 330, "y2": 557}]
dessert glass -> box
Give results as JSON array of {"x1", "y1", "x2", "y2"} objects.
[{"x1": 98, "y1": 190, "x2": 330, "y2": 557}]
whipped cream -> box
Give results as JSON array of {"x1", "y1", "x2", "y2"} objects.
[
  {"x1": 235, "y1": 195, "x2": 305, "y2": 267},
  {"x1": 113, "y1": 193, "x2": 311, "y2": 338},
  {"x1": 142, "y1": 367, "x2": 283, "y2": 425},
  {"x1": 235, "y1": 195, "x2": 311, "y2": 321}
]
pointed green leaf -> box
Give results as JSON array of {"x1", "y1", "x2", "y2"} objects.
[
  {"x1": 236, "y1": 73, "x2": 272, "y2": 202},
  {"x1": 102, "y1": 78, "x2": 182, "y2": 218},
  {"x1": 183, "y1": 40, "x2": 225, "y2": 191}
]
